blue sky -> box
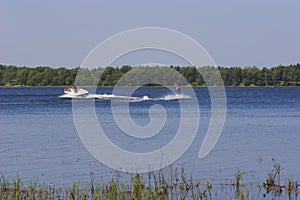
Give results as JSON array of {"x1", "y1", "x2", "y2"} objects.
[{"x1": 0, "y1": 0, "x2": 299, "y2": 68}]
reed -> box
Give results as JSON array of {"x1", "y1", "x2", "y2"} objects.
[{"x1": 0, "y1": 159, "x2": 299, "y2": 200}]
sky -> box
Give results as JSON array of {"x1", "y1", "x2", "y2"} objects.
[{"x1": 0, "y1": 0, "x2": 299, "y2": 68}]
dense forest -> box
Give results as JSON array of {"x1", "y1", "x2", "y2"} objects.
[{"x1": 0, "y1": 64, "x2": 299, "y2": 87}]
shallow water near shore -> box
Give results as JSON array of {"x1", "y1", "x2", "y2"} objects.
[{"x1": 0, "y1": 87, "x2": 299, "y2": 192}]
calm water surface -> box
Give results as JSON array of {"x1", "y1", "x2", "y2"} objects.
[{"x1": 0, "y1": 87, "x2": 299, "y2": 189}]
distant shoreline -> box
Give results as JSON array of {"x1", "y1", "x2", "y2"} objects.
[{"x1": 1, "y1": 64, "x2": 299, "y2": 87}]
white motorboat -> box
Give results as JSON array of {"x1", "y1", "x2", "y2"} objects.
[{"x1": 62, "y1": 86, "x2": 89, "y2": 97}]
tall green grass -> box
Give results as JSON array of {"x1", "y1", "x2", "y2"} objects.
[{"x1": 0, "y1": 159, "x2": 299, "y2": 200}]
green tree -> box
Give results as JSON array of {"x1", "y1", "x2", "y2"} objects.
[
  {"x1": 232, "y1": 67, "x2": 242, "y2": 86},
  {"x1": 3, "y1": 65, "x2": 17, "y2": 85},
  {"x1": 15, "y1": 67, "x2": 30, "y2": 85}
]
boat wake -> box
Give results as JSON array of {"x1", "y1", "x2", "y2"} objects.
[
  {"x1": 159, "y1": 94, "x2": 190, "y2": 101},
  {"x1": 97, "y1": 93, "x2": 190, "y2": 102},
  {"x1": 59, "y1": 93, "x2": 190, "y2": 102}
]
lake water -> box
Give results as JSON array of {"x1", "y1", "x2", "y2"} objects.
[{"x1": 0, "y1": 87, "x2": 299, "y2": 191}]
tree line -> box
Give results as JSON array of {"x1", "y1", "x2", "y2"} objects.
[{"x1": 0, "y1": 64, "x2": 299, "y2": 87}]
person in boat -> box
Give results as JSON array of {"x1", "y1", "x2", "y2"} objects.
[
  {"x1": 73, "y1": 85, "x2": 78, "y2": 93},
  {"x1": 64, "y1": 87, "x2": 71, "y2": 92},
  {"x1": 176, "y1": 85, "x2": 181, "y2": 94}
]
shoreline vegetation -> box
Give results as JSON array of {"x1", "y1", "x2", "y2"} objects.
[
  {"x1": 1, "y1": 64, "x2": 299, "y2": 87},
  {"x1": 0, "y1": 159, "x2": 299, "y2": 200}
]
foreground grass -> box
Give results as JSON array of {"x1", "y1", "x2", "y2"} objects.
[{"x1": 1, "y1": 159, "x2": 299, "y2": 200}]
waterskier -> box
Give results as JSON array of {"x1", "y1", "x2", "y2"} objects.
[{"x1": 176, "y1": 85, "x2": 181, "y2": 94}]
